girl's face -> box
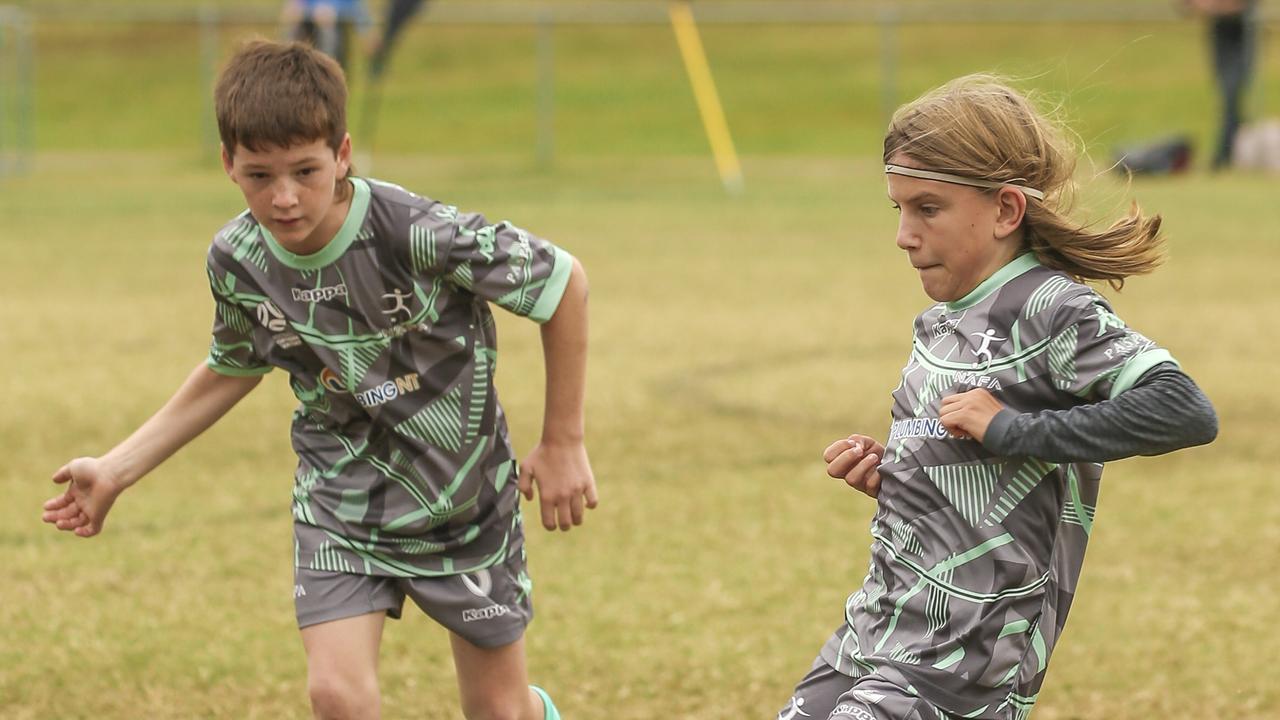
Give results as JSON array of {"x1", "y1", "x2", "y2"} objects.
[{"x1": 886, "y1": 153, "x2": 1026, "y2": 303}]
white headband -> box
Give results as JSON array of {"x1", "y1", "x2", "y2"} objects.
[{"x1": 884, "y1": 164, "x2": 1045, "y2": 201}]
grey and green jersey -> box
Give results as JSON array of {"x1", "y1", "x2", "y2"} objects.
[
  {"x1": 205, "y1": 177, "x2": 574, "y2": 578},
  {"x1": 820, "y1": 254, "x2": 1177, "y2": 719}
]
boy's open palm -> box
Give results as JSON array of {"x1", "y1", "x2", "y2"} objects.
[
  {"x1": 42, "y1": 458, "x2": 125, "y2": 538},
  {"x1": 518, "y1": 441, "x2": 598, "y2": 531}
]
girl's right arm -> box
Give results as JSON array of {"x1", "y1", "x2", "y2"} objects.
[
  {"x1": 981, "y1": 363, "x2": 1217, "y2": 463},
  {"x1": 41, "y1": 363, "x2": 263, "y2": 537}
]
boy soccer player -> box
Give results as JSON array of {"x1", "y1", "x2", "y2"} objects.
[{"x1": 41, "y1": 40, "x2": 595, "y2": 720}]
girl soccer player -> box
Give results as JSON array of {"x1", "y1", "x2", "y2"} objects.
[{"x1": 778, "y1": 75, "x2": 1218, "y2": 720}]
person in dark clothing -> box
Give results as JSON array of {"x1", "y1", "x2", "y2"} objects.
[{"x1": 1189, "y1": 0, "x2": 1260, "y2": 169}]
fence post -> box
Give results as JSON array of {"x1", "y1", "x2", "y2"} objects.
[
  {"x1": 536, "y1": 11, "x2": 555, "y2": 170},
  {"x1": 0, "y1": 9, "x2": 10, "y2": 178},
  {"x1": 199, "y1": 3, "x2": 220, "y2": 159},
  {"x1": 879, "y1": 6, "x2": 899, "y2": 131},
  {"x1": 17, "y1": 5, "x2": 30, "y2": 173},
  {"x1": 0, "y1": 5, "x2": 33, "y2": 177}
]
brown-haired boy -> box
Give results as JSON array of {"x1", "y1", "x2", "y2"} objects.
[{"x1": 42, "y1": 39, "x2": 594, "y2": 720}]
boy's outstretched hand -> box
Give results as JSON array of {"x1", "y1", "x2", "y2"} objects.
[
  {"x1": 42, "y1": 457, "x2": 126, "y2": 538},
  {"x1": 825, "y1": 434, "x2": 886, "y2": 498},
  {"x1": 518, "y1": 440, "x2": 598, "y2": 532},
  {"x1": 939, "y1": 388, "x2": 1005, "y2": 442}
]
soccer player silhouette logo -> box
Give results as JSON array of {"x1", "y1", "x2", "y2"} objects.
[
  {"x1": 971, "y1": 328, "x2": 1006, "y2": 367},
  {"x1": 381, "y1": 288, "x2": 412, "y2": 321}
]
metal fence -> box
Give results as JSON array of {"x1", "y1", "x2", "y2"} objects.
[
  {"x1": 0, "y1": 5, "x2": 33, "y2": 177},
  {"x1": 21, "y1": 1, "x2": 1280, "y2": 25},
  {"x1": 8, "y1": 1, "x2": 1278, "y2": 172}
]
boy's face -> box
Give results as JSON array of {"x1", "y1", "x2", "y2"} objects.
[
  {"x1": 222, "y1": 135, "x2": 352, "y2": 255},
  {"x1": 886, "y1": 152, "x2": 1026, "y2": 302}
]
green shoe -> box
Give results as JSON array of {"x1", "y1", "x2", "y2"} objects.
[{"x1": 530, "y1": 685, "x2": 560, "y2": 720}]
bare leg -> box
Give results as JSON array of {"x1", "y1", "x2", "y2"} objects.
[
  {"x1": 450, "y1": 633, "x2": 546, "y2": 720},
  {"x1": 300, "y1": 612, "x2": 386, "y2": 720}
]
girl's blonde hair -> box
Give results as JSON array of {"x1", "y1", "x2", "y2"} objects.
[{"x1": 883, "y1": 74, "x2": 1163, "y2": 289}]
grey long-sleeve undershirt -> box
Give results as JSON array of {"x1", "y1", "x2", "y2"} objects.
[{"x1": 983, "y1": 363, "x2": 1218, "y2": 463}]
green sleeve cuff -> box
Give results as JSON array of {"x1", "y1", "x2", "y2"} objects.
[
  {"x1": 528, "y1": 247, "x2": 575, "y2": 324},
  {"x1": 1109, "y1": 349, "x2": 1178, "y2": 397},
  {"x1": 205, "y1": 357, "x2": 273, "y2": 377}
]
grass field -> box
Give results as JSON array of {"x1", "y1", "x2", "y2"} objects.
[{"x1": 3, "y1": 4, "x2": 1280, "y2": 719}]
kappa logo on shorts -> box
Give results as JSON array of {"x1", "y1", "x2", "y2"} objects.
[
  {"x1": 462, "y1": 604, "x2": 511, "y2": 623},
  {"x1": 461, "y1": 569, "x2": 493, "y2": 599},
  {"x1": 460, "y1": 569, "x2": 510, "y2": 622}
]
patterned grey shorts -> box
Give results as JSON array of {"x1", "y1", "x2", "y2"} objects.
[
  {"x1": 293, "y1": 544, "x2": 533, "y2": 649},
  {"x1": 778, "y1": 657, "x2": 953, "y2": 720}
]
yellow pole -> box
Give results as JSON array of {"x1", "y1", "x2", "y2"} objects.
[{"x1": 669, "y1": 0, "x2": 744, "y2": 194}]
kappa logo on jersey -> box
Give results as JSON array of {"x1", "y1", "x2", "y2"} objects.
[
  {"x1": 291, "y1": 284, "x2": 349, "y2": 303},
  {"x1": 504, "y1": 229, "x2": 534, "y2": 284},
  {"x1": 458, "y1": 224, "x2": 498, "y2": 262},
  {"x1": 931, "y1": 315, "x2": 961, "y2": 340},
  {"x1": 256, "y1": 300, "x2": 287, "y2": 332},
  {"x1": 1093, "y1": 304, "x2": 1126, "y2": 337}
]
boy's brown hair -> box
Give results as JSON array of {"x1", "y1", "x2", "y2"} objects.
[{"x1": 215, "y1": 39, "x2": 348, "y2": 159}]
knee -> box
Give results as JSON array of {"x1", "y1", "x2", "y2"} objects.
[{"x1": 308, "y1": 672, "x2": 379, "y2": 720}]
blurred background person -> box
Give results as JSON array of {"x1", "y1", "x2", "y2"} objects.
[
  {"x1": 1186, "y1": 0, "x2": 1260, "y2": 170},
  {"x1": 368, "y1": 0, "x2": 432, "y2": 81},
  {"x1": 281, "y1": 0, "x2": 369, "y2": 71}
]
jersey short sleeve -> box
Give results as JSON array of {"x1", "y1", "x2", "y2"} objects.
[
  {"x1": 204, "y1": 247, "x2": 272, "y2": 377},
  {"x1": 425, "y1": 206, "x2": 574, "y2": 324},
  {"x1": 1047, "y1": 289, "x2": 1176, "y2": 400}
]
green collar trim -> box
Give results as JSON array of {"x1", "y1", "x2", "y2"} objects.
[
  {"x1": 945, "y1": 253, "x2": 1040, "y2": 312},
  {"x1": 260, "y1": 177, "x2": 370, "y2": 270}
]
